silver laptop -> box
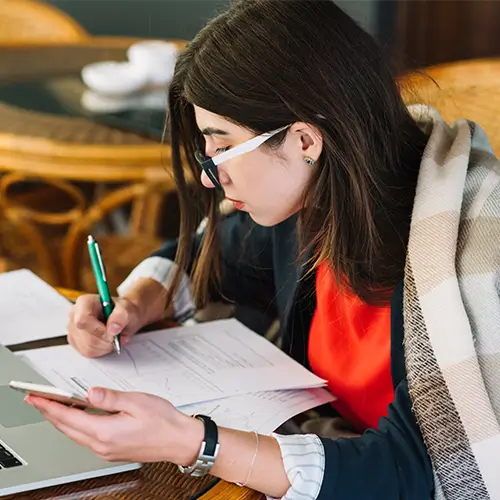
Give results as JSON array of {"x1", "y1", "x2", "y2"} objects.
[{"x1": 0, "y1": 344, "x2": 141, "y2": 497}]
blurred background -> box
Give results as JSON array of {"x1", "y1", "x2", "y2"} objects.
[
  {"x1": 0, "y1": 0, "x2": 499, "y2": 299},
  {"x1": 45, "y1": 0, "x2": 500, "y2": 67},
  {"x1": 46, "y1": 1, "x2": 380, "y2": 41}
]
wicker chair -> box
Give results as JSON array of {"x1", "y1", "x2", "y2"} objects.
[
  {"x1": 0, "y1": 0, "x2": 87, "y2": 45},
  {"x1": 0, "y1": 173, "x2": 170, "y2": 294},
  {"x1": 401, "y1": 58, "x2": 500, "y2": 154}
]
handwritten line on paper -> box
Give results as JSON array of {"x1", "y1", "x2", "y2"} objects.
[
  {"x1": 179, "y1": 388, "x2": 336, "y2": 435},
  {"x1": 19, "y1": 319, "x2": 327, "y2": 408}
]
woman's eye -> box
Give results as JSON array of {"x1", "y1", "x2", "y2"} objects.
[{"x1": 215, "y1": 146, "x2": 230, "y2": 154}]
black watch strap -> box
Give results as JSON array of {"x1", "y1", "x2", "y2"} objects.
[{"x1": 195, "y1": 415, "x2": 218, "y2": 456}]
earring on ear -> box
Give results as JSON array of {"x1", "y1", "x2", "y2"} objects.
[{"x1": 304, "y1": 156, "x2": 315, "y2": 166}]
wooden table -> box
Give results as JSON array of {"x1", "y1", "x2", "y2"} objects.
[{"x1": 4, "y1": 288, "x2": 264, "y2": 500}]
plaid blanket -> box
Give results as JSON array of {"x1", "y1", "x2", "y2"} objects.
[{"x1": 405, "y1": 105, "x2": 500, "y2": 499}]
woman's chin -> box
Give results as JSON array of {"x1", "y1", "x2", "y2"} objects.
[{"x1": 248, "y1": 211, "x2": 289, "y2": 227}]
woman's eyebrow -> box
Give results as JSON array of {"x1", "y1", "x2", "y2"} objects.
[{"x1": 200, "y1": 127, "x2": 230, "y2": 136}]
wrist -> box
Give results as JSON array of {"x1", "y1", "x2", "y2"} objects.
[
  {"x1": 210, "y1": 428, "x2": 290, "y2": 497},
  {"x1": 122, "y1": 278, "x2": 167, "y2": 326},
  {"x1": 172, "y1": 413, "x2": 205, "y2": 467}
]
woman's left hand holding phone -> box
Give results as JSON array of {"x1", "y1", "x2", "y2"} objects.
[
  {"x1": 25, "y1": 387, "x2": 204, "y2": 466},
  {"x1": 25, "y1": 387, "x2": 291, "y2": 497}
]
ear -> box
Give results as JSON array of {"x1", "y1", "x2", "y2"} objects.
[{"x1": 288, "y1": 122, "x2": 323, "y2": 163}]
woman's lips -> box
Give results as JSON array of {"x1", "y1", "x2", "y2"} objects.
[{"x1": 226, "y1": 197, "x2": 245, "y2": 210}]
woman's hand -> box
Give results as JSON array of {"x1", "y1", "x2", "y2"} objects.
[
  {"x1": 25, "y1": 388, "x2": 203, "y2": 466},
  {"x1": 67, "y1": 278, "x2": 171, "y2": 358},
  {"x1": 67, "y1": 295, "x2": 144, "y2": 358},
  {"x1": 27, "y1": 387, "x2": 292, "y2": 498}
]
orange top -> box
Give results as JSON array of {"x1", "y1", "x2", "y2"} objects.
[{"x1": 308, "y1": 262, "x2": 394, "y2": 431}]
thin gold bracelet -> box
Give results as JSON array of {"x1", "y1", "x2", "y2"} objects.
[{"x1": 236, "y1": 431, "x2": 260, "y2": 487}]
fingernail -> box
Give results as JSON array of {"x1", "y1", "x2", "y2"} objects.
[
  {"x1": 90, "y1": 388, "x2": 104, "y2": 403},
  {"x1": 107, "y1": 323, "x2": 122, "y2": 334},
  {"x1": 24, "y1": 396, "x2": 34, "y2": 406}
]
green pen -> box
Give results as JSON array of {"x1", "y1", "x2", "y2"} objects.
[{"x1": 87, "y1": 235, "x2": 120, "y2": 354}]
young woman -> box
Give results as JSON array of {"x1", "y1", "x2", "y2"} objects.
[{"x1": 27, "y1": 1, "x2": 500, "y2": 499}]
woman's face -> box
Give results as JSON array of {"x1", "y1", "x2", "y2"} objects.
[{"x1": 194, "y1": 106, "x2": 322, "y2": 227}]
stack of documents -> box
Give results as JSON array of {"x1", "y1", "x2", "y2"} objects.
[
  {"x1": 2, "y1": 269, "x2": 335, "y2": 434},
  {"x1": 0, "y1": 269, "x2": 72, "y2": 346}
]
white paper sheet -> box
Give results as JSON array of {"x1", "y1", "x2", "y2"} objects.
[
  {"x1": 19, "y1": 319, "x2": 327, "y2": 407},
  {"x1": 0, "y1": 269, "x2": 72, "y2": 346},
  {"x1": 179, "y1": 388, "x2": 335, "y2": 435}
]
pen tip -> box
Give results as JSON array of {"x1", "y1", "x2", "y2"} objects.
[
  {"x1": 87, "y1": 235, "x2": 94, "y2": 243},
  {"x1": 113, "y1": 337, "x2": 121, "y2": 354}
]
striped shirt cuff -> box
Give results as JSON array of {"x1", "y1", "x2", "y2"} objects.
[
  {"x1": 267, "y1": 433, "x2": 325, "y2": 500},
  {"x1": 116, "y1": 256, "x2": 195, "y2": 322}
]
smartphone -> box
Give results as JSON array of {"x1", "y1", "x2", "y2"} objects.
[{"x1": 9, "y1": 380, "x2": 94, "y2": 410}]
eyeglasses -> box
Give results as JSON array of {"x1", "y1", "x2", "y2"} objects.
[{"x1": 194, "y1": 124, "x2": 290, "y2": 189}]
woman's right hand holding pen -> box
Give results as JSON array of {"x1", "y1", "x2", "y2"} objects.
[{"x1": 67, "y1": 278, "x2": 171, "y2": 358}]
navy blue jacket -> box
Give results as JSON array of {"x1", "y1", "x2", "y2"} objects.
[{"x1": 155, "y1": 211, "x2": 434, "y2": 499}]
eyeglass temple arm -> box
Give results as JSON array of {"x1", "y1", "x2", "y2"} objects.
[{"x1": 211, "y1": 125, "x2": 290, "y2": 166}]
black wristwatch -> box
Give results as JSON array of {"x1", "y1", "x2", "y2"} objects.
[{"x1": 178, "y1": 415, "x2": 220, "y2": 477}]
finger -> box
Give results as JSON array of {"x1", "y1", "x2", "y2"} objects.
[
  {"x1": 42, "y1": 416, "x2": 120, "y2": 462},
  {"x1": 47, "y1": 418, "x2": 91, "y2": 448},
  {"x1": 27, "y1": 396, "x2": 129, "y2": 461},
  {"x1": 72, "y1": 298, "x2": 107, "y2": 340},
  {"x1": 88, "y1": 387, "x2": 140, "y2": 414},
  {"x1": 53, "y1": 421, "x2": 118, "y2": 461},
  {"x1": 119, "y1": 336, "x2": 130, "y2": 346},
  {"x1": 74, "y1": 294, "x2": 103, "y2": 319},
  {"x1": 71, "y1": 335, "x2": 114, "y2": 358},
  {"x1": 117, "y1": 324, "x2": 139, "y2": 343},
  {"x1": 106, "y1": 300, "x2": 133, "y2": 336},
  {"x1": 75, "y1": 318, "x2": 107, "y2": 340},
  {"x1": 35, "y1": 405, "x2": 124, "y2": 461},
  {"x1": 67, "y1": 325, "x2": 114, "y2": 358},
  {"x1": 27, "y1": 395, "x2": 107, "y2": 438}
]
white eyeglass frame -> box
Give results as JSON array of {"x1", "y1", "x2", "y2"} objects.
[{"x1": 211, "y1": 124, "x2": 290, "y2": 166}]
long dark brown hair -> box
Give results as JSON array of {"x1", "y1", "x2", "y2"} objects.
[{"x1": 166, "y1": 0, "x2": 427, "y2": 308}]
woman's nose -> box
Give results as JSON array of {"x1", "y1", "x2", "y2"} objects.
[
  {"x1": 200, "y1": 169, "x2": 216, "y2": 188},
  {"x1": 200, "y1": 168, "x2": 231, "y2": 188}
]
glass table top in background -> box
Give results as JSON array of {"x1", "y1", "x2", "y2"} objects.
[{"x1": 0, "y1": 45, "x2": 167, "y2": 140}]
